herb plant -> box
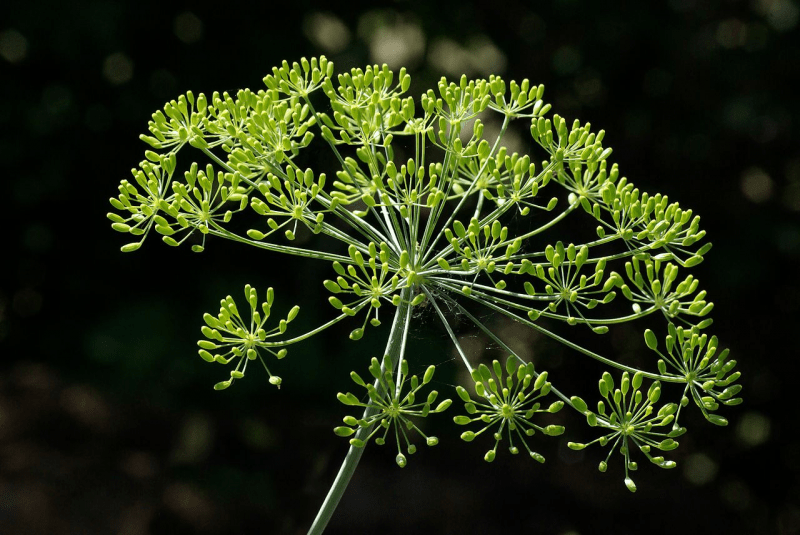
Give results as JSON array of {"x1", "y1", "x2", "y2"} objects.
[{"x1": 108, "y1": 56, "x2": 741, "y2": 533}]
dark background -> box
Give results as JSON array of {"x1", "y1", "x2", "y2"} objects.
[{"x1": 2, "y1": 0, "x2": 799, "y2": 534}]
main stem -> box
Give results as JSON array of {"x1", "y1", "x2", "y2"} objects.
[{"x1": 306, "y1": 286, "x2": 414, "y2": 535}]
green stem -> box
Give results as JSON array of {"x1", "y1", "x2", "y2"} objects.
[
  {"x1": 422, "y1": 286, "x2": 474, "y2": 375},
  {"x1": 301, "y1": 97, "x2": 397, "y2": 249},
  {"x1": 307, "y1": 287, "x2": 413, "y2": 535},
  {"x1": 258, "y1": 302, "x2": 371, "y2": 347},
  {"x1": 208, "y1": 224, "x2": 352, "y2": 262},
  {"x1": 420, "y1": 114, "x2": 510, "y2": 265},
  {"x1": 450, "y1": 283, "x2": 684, "y2": 383}
]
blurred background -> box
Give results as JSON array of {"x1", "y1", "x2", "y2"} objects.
[{"x1": 1, "y1": 0, "x2": 799, "y2": 533}]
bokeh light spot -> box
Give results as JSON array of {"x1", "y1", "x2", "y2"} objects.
[
  {"x1": 103, "y1": 53, "x2": 134, "y2": 85},
  {"x1": 754, "y1": 0, "x2": 800, "y2": 32},
  {"x1": 736, "y1": 411, "x2": 771, "y2": 447},
  {"x1": 170, "y1": 413, "x2": 215, "y2": 464},
  {"x1": 60, "y1": 385, "x2": 111, "y2": 430},
  {"x1": 174, "y1": 12, "x2": 204, "y2": 44},
  {"x1": 304, "y1": 12, "x2": 351, "y2": 54},
  {"x1": 359, "y1": 11, "x2": 425, "y2": 69},
  {"x1": 162, "y1": 482, "x2": 217, "y2": 530},
  {"x1": 467, "y1": 36, "x2": 506, "y2": 76},
  {"x1": 740, "y1": 166, "x2": 774, "y2": 203},
  {"x1": 428, "y1": 35, "x2": 506, "y2": 76},
  {"x1": 683, "y1": 452, "x2": 718, "y2": 486},
  {"x1": 0, "y1": 29, "x2": 28, "y2": 63},
  {"x1": 428, "y1": 37, "x2": 472, "y2": 76}
]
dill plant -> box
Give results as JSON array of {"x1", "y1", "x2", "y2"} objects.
[{"x1": 108, "y1": 56, "x2": 741, "y2": 533}]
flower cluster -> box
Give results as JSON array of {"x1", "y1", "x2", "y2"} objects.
[
  {"x1": 334, "y1": 355, "x2": 451, "y2": 467},
  {"x1": 198, "y1": 285, "x2": 298, "y2": 389},
  {"x1": 454, "y1": 358, "x2": 564, "y2": 463},
  {"x1": 110, "y1": 56, "x2": 739, "y2": 498},
  {"x1": 643, "y1": 324, "x2": 740, "y2": 427},
  {"x1": 567, "y1": 371, "x2": 680, "y2": 492},
  {"x1": 324, "y1": 243, "x2": 404, "y2": 340}
]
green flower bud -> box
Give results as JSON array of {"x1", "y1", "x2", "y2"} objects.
[
  {"x1": 543, "y1": 425, "x2": 565, "y2": 436},
  {"x1": 349, "y1": 328, "x2": 364, "y2": 340},
  {"x1": 657, "y1": 439, "x2": 678, "y2": 451},
  {"x1": 644, "y1": 329, "x2": 658, "y2": 350},
  {"x1": 337, "y1": 392, "x2": 361, "y2": 406},
  {"x1": 334, "y1": 426, "x2": 355, "y2": 437},
  {"x1": 571, "y1": 396, "x2": 588, "y2": 413},
  {"x1": 435, "y1": 400, "x2": 452, "y2": 412},
  {"x1": 706, "y1": 414, "x2": 728, "y2": 426}
]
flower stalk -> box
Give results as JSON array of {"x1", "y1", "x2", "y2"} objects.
[{"x1": 308, "y1": 286, "x2": 414, "y2": 535}]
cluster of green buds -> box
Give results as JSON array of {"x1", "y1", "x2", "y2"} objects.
[
  {"x1": 454, "y1": 357, "x2": 564, "y2": 463},
  {"x1": 606, "y1": 256, "x2": 713, "y2": 326},
  {"x1": 643, "y1": 324, "x2": 740, "y2": 426},
  {"x1": 521, "y1": 242, "x2": 615, "y2": 332},
  {"x1": 568, "y1": 371, "x2": 681, "y2": 492},
  {"x1": 110, "y1": 56, "x2": 738, "y2": 490},
  {"x1": 325, "y1": 243, "x2": 403, "y2": 339},
  {"x1": 334, "y1": 355, "x2": 451, "y2": 467},
  {"x1": 248, "y1": 166, "x2": 327, "y2": 241},
  {"x1": 198, "y1": 285, "x2": 298, "y2": 389}
]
